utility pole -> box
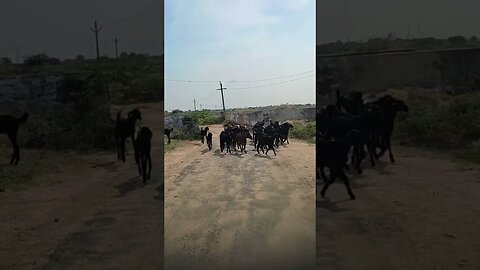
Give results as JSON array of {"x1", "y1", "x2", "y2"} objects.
[
  {"x1": 217, "y1": 81, "x2": 227, "y2": 117},
  {"x1": 90, "y1": 20, "x2": 102, "y2": 59},
  {"x1": 113, "y1": 35, "x2": 119, "y2": 59},
  {"x1": 16, "y1": 49, "x2": 20, "y2": 64},
  {"x1": 193, "y1": 99, "x2": 197, "y2": 111}
]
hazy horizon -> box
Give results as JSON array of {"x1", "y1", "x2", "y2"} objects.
[
  {"x1": 165, "y1": 102, "x2": 316, "y2": 112},
  {"x1": 317, "y1": 0, "x2": 480, "y2": 45},
  {"x1": 165, "y1": 0, "x2": 316, "y2": 111}
]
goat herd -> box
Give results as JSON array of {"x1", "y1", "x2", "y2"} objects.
[
  {"x1": 0, "y1": 108, "x2": 153, "y2": 184},
  {"x1": 195, "y1": 121, "x2": 294, "y2": 156},
  {"x1": 316, "y1": 90, "x2": 409, "y2": 200},
  {"x1": 115, "y1": 108, "x2": 152, "y2": 184},
  {"x1": 1, "y1": 91, "x2": 408, "y2": 197}
]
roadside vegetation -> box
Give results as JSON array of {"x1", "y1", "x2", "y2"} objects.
[
  {"x1": 392, "y1": 89, "x2": 480, "y2": 163},
  {"x1": 289, "y1": 121, "x2": 316, "y2": 144}
]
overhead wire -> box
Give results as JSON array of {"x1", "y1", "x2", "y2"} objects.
[
  {"x1": 167, "y1": 72, "x2": 313, "y2": 109},
  {"x1": 103, "y1": 0, "x2": 161, "y2": 25},
  {"x1": 164, "y1": 70, "x2": 314, "y2": 83},
  {"x1": 227, "y1": 74, "x2": 314, "y2": 90}
]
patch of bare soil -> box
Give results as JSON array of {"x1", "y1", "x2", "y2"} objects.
[
  {"x1": 164, "y1": 125, "x2": 316, "y2": 270},
  {"x1": 0, "y1": 103, "x2": 164, "y2": 270},
  {"x1": 317, "y1": 146, "x2": 480, "y2": 270}
]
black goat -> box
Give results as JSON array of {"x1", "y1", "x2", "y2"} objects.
[
  {"x1": 368, "y1": 97, "x2": 409, "y2": 162},
  {"x1": 135, "y1": 126, "x2": 152, "y2": 184},
  {"x1": 164, "y1": 127, "x2": 173, "y2": 145},
  {"x1": 318, "y1": 130, "x2": 363, "y2": 200},
  {"x1": 0, "y1": 112, "x2": 29, "y2": 165},
  {"x1": 255, "y1": 132, "x2": 276, "y2": 156},
  {"x1": 200, "y1": 127, "x2": 209, "y2": 144},
  {"x1": 336, "y1": 90, "x2": 365, "y2": 115},
  {"x1": 115, "y1": 109, "x2": 141, "y2": 163},
  {"x1": 219, "y1": 130, "x2": 232, "y2": 153},
  {"x1": 279, "y1": 122, "x2": 294, "y2": 144},
  {"x1": 206, "y1": 132, "x2": 213, "y2": 151},
  {"x1": 233, "y1": 129, "x2": 252, "y2": 153}
]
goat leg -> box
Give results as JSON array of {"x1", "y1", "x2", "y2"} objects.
[
  {"x1": 339, "y1": 169, "x2": 356, "y2": 200},
  {"x1": 320, "y1": 174, "x2": 335, "y2": 198},
  {"x1": 7, "y1": 133, "x2": 19, "y2": 165},
  {"x1": 137, "y1": 157, "x2": 142, "y2": 176},
  {"x1": 355, "y1": 145, "x2": 363, "y2": 174},
  {"x1": 132, "y1": 136, "x2": 138, "y2": 164},
  {"x1": 319, "y1": 166, "x2": 329, "y2": 183},
  {"x1": 116, "y1": 136, "x2": 120, "y2": 160},
  {"x1": 141, "y1": 156, "x2": 147, "y2": 184},
  {"x1": 387, "y1": 139, "x2": 395, "y2": 163},
  {"x1": 147, "y1": 155, "x2": 152, "y2": 180}
]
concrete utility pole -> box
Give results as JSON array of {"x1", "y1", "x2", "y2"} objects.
[
  {"x1": 90, "y1": 20, "x2": 103, "y2": 59},
  {"x1": 217, "y1": 81, "x2": 227, "y2": 116},
  {"x1": 193, "y1": 99, "x2": 197, "y2": 111},
  {"x1": 113, "y1": 35, "x2": 119, "y2": 59}
]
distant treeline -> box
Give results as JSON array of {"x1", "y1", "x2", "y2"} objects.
[
  {"x1": 317, "y1": 35, "x2": 480, "y2": 55},
  {"x1": 0, "y1": 52, "x2": 163, "y2": 104},
  {"x1": 0, "y1": 52, "x2": 162, "y2": 68}
]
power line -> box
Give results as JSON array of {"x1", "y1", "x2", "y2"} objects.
[
  {"x1": 164, "y1": 70, "x2": 314, "y2": 83},
  {"x1": 104, "y1": 0, "x2": 161, "y2": 25},
  {"x1": 228, "y1": 74, "x2": 314, "y2": 90},
  {"x1": 197, "y1": 91, "x2": 217, "y2": 101}
]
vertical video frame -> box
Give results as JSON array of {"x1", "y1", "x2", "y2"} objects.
[
  {"x1": 0, "y1": 0, "x2": 164, "y2": 269},
  {"x1": 316, "y1": 1, "x2": 480, "y2": 269},
  {"x1": 164, "y1": 1, "x2": 316, "y2": 269}
]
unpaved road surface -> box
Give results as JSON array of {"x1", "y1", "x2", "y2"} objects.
[
  {"x1": 0, "y1": 103, "x2": 164, "y2": 270},
  {"x1": 164, "y1": 125, "x2": 316, "y2": 270},
  {"x1": 317, "y1": 147, "x2": 480, "y2": 270}
]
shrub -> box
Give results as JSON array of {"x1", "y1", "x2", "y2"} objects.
[
  {"x1": 395, "y1": 91, "x2": 480, "y2": 162},
  {"x1": 171, "y1": 115, "x2": 200, "y2": 141},
  {"x1": 18, "y1": 105, "x2": 115, "y2": 153},
  {"x1": 290, "y1": 121, "x2": 316, "y2": 143}
]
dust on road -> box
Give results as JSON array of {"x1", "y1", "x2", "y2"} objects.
[
  {"x1": 316, "y1": 147, "x2": 480, "y2": 270},
  {"x1": 164, "y1": 125, "x2": 316, "y2": 270},
  {"x1": 0, "y1": 103, "x2": 164, "y2": 270}
]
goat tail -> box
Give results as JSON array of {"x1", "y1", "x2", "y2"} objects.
[{"x1": 18, "y1": 112, "x2": 29, "y2": 123}]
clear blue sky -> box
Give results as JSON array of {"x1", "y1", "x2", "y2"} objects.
[{"x1": 165, "y1": 0, "x2": 315, "y2": 111}]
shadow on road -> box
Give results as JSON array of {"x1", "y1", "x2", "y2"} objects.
[
  {"x1": 370, "y1": 159, "x2": 392, "y2": 175},
  {"x1": 153, "y1": 183, "x2": 164, "y2": 201},
  {"x1": 316, "y1": 198, "x2": 351, "y2": 213},
  {"x1": 114, "y1": 176, "x2": 142, "y2": 197},
  {"x1": 213, "y1": 149, "x2": 225, "y2": 158},
  {"x1": 254, "y1": 154, "x2": 273, "y2": 159}
]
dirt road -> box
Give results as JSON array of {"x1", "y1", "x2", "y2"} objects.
[
  {"x1": 0, "y1": 103, "x2": 164, "y2": 270},
  {"x1": 317, "y1": 147, "x2": 480, "y2": 270},
  {"x1": 164, "y1": 125, "x2": 316, "y2": 270}
]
